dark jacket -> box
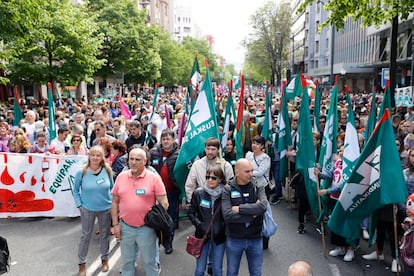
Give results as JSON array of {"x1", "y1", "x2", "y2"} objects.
[
  {"x1": 149, "y1": 142, "x2": 179, "y2": 191},
  {"x1": 125, "y1": 132, "x2": 145, "y2": 150},
  {"x1": 188, "y1": 187, "x2": 226, "y2": 245},
  {"x1": 221, "y1": 178, "x2": 267, "y2": 239},
  {"x1": 111, "y1": 153, "x2": 127, "y2": 181}
]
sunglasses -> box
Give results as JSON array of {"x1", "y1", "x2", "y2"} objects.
[
  {"x1": 73, "y1": 139, "x2": 81, "y2": 142},
  {"x1": 95, "y1": 128, "x2": 101, "y2": 131},
  {"x1": 205, "y1": 175, "x2": 218, "y2": 180}
]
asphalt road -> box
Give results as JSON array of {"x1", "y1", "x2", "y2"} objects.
[{"x1": 0, "y1": 199, "x2": 399, "y2": 276}]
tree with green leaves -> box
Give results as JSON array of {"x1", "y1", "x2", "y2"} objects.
[
  {"x1": 243, "y1": 1, "x2": 292, "y2": 86},
  {"x1": 1, "y1": 0, "x2": 105, "y2": 86},
  {"x1": 88, "y1": 0, "x2": 162, "y2": 86}
]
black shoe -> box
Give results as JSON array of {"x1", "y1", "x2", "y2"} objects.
[
  {"x1": 165, "y1": 246, "x2": 173, "y2": 254},
  {"x1": 207, "y1": 266, "x2": 213, "y2": 275},
  {"x1": 297, "y1": 223, "x2": 305, "y2": 234},
  {"x1": 270, "y1": 198, "x2": 281, "y2": 205},
  {"x1": 163, "y1": 239, "x2": 173, "y2": 254}
]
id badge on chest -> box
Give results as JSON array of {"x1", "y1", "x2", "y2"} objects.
[{"x1": 136, "y1": 189, "x2": 146, "y2": 195}]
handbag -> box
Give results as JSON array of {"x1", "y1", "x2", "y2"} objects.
[
  {"x1": 186, "y1": 205, "x2": 221, "y2": 258},
  {"x1": 186, "y1": 235, "x2": 206, "y2": 259},
  {"x1": 262, "y1": 201, "x2": 278, "y2": 238}
]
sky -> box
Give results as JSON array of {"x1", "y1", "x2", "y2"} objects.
[{"x1": 190, "y1": 0, "x2": 272, "y2": 70}]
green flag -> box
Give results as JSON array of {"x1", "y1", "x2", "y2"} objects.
[
  {"x1": 221, "y1": 86, "x2": 236, "y2": 153},
  {"x1": 277, "y1": 87, "x2": 291, "y2": 181},
  {"x1": 187, "y1": 56, "x2": 202, "y2": 114},
  {"x1": 378, "y1": 84, "x2": 392, "y2": 120},
  {"x1": 286, "y1": 74, "x2": 303, "y2": 100},
  {"x1": 261, "y1": 85, "x2": 273, "y2": 143},
  {"x1": 328, "y1": 109, "x2": 408, "y2": 246},
  {"x1": 342, "y1": 93, "x2": 360, "y2": 182},
  {"x1": 364, "y1": 92, "x2": 377, "y2": 142},
  {"x1": 12, "y1": 87, "x2": 23, "y2": 127},
  {"x1": 296, "y1": 89, "x2": 319, "y2": 215},
  {"x1": 318, "y1": 84, "x2": 338, "y2": 184},
  {"x1": 47, "y1": 83, "x2": 57, "y2": 141},
  {"x1": 317, "y1": 83, "x2": 338, "y2": 221},
  {"x1": 235, "y1": 74, "x2": 245, "y2": 160},
  {"x1": 174, "y1": 63, "x2": 219, "y2": 198},
  {"x1": 313, "y1": 83, "x2": 322, "y2": 132}
]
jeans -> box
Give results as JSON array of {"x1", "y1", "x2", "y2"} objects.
[
  {"x1": 120, "y1": 221, "x2": 159, "y2": 276},
  {"x1": 272, "y1": 160, "x2": 282, "y2": 198},
  {"x1": 78, "y1": 207, "x2": 111, "y2": 264},
  {"x1": 226, "y1": 237, "x2": 263, "y2": 276},
  {"x1": 194, "y1": 240, "x2": 225, "y2": 276}
]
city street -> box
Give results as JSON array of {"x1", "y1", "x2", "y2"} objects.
[{"x1": 1, "y1": 199, "x2": 398, "y2": 276}]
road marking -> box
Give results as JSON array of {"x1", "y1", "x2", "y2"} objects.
[
  {"x1": 329, "y1": 263, "x2": 341, "y2": 276},
  {"x1": 87, "y1": 237, "x2": 120, "y2": 275}
]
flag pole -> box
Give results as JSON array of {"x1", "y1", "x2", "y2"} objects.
[
  {"x1": 287, "y1": 160, "x2": 292, "y2": 209},
  {"x1": 315, "y1": 173, "x2": 327, "y2": 257}
]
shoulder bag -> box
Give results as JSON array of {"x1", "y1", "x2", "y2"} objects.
[
  {"x1": 253, "y1": 155, "x2": 273, "y2": 188},
  {"x1": 262, "y1": 201, "x2": 279, "y2": 238},
  {"x1": 186, "y1": 205, "x2": 220, "y2": 258}
]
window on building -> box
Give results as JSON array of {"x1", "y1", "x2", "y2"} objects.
[
  {"x1": 315, "y1": 60, "x2": 319, "y2": 68},
  {"x1": 315, "y1": 41, "x2": 319, "y2": 53},
  {"x1": 305, "y1": 47, "x2": 308, "y2": 57}
]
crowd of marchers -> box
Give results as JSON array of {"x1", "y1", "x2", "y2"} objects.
[{"x1": 2, "y1": 86, "x2": 414, "y2": 276}]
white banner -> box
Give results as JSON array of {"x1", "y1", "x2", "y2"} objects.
[
  {"x1": 395, "y1": 86, "x2": 414, "y2": 107},
  {"x1": 0, "y1": 153, "x2": 87, "y2": 218}
]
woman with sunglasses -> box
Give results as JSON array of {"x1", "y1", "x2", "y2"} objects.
[
  {"x1": 188, "y1": 164, "x2": 226, "y2": 276},
  {"x1": 67, "y1": 134, "x2": 88, "y2": 155}
]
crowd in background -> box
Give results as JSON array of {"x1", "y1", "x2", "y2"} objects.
[{"x1": 1, "y1": 85, "x2": 414, "y2": 275}]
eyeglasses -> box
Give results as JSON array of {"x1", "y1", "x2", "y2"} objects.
[
  {"x1": 205, "y1": 175, "x2": 218, "y2": 180},
  {"x1": 73, "y1": 139, "x2": 81, "y2": 142},
  {"x1": 95, "y1": 128, "x2": 101, "y2": 131}
]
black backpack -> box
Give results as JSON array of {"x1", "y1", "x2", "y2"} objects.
[
  {"x1": 144, "y1": 204, "x2": 174, "y2": 244},
  {"x1": 0, "y1": 236, "x2": 10, "y2": 275}
]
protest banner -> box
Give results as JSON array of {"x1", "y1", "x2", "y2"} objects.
[{"x1": 0, "y1": 153, "x2": 87, "y2": 218}]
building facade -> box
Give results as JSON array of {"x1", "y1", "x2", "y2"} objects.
[{"x1": 291, "y1": 0, "x2": 413, "y2": 93}]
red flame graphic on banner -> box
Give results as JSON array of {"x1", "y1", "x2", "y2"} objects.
[{"x1": 0, "y1": 189, "x2": 54, "y2": 212}]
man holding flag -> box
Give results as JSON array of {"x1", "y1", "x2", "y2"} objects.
[{"x1": 174, "y1": 60, "x2": 233, "y2": 201}]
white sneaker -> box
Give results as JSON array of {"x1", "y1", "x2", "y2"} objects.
[
  {"x1": 362, "y1": 251, "x2": 385, "y2": 261},
  {"x1": 343, "y1": 249, "x2": 355, "y2": 262},
  {"x1": 362, "y1": 229, "x2": 369, "y2": 240},
  {"x1": 391, "y1": 259, "x2": 401, "y2": 273},
  {"x1": 329, "y1": 247, "x2": 346, "y2": 257}
]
